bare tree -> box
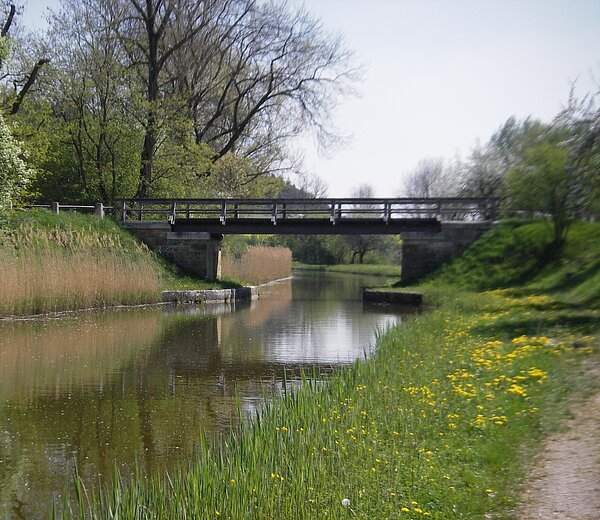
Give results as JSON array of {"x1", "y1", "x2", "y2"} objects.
[
  {"x1": 106, "y1": 0, "x2": 225, "y2": 196},
  {"x1": 401, "y1": 157, "x2": 453, "y2": 197},
  {"x1": 177, "y1": 0, "x2": 357, "y2": 182},
  {"x1": 0, "y1": 2, "x2": 52, "y2": 114}
]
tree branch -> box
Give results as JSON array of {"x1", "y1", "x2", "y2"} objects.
[{"x1": 10, "y1": 59, "x2": 51, "y2": 115}]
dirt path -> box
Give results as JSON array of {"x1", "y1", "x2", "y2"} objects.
[{"x1": 517, "y1": 383, "x2": 600, "y2": 520}]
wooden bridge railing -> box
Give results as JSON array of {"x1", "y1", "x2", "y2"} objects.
[{"x1": 117, "y1": 197, "x2": 498, "y2": 225}]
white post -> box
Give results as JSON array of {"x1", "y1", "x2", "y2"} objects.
[{"x1": 95, "y1": 203, "x2": 105, "y2": 218}]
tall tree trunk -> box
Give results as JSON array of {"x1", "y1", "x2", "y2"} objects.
[
  {"x1": 137, "y1": 2, "x2": 161, "y2": 198},
  {"x1": 138, "y1": 123, "x2": 156, "y2": 198}
]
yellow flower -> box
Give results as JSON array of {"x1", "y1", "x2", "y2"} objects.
[{"x1": 507, "y1": 384, "x2": 527, "y2": 397}]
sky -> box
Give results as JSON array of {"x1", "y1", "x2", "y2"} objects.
[{"x1": 19, "y1": 0, "x2": 600, "y2": 197}]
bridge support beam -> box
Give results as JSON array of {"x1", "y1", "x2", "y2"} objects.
[
  {"x1": 123, "y1": 222, "x2": 222, "y2": 280},
  {"x1": 400, "y1": 222, "x2": 493, "y2": 285}
]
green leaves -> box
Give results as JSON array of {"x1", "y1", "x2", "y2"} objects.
[{"x1": 0, "y1": 112, "x2": 31, "y2": 210}]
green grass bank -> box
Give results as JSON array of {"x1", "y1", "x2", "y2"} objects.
[
  {"x1": 427, "y1": 219, "x2": 600, "y2": 306},
  {"x1": 0, "y1": 210, "x2": 232, "y2": 316},
  {"x1": 59, "y1": 219, "x2": 599, "y2": 519}
]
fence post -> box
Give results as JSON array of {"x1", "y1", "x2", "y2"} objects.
[
  {"x1": 120, "y1": 200, "x2": 127, "y2": 221},
  {"x1": 51, "y1": 202, "x2": 60, "y2": 214},
  {"x1": 95, "y1": 203, "x2": 105, "y2": 218}
]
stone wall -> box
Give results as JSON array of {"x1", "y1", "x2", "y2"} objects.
[
  {"x1": 400, "y1": 222, "x2": 494, "y2": 284},
  {"x1": 123, "y1": 222, "x2": 222, "y2": 280}
]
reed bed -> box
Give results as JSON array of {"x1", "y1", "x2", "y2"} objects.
[
  {"x1": 0, "y1": 218, "x2": 162, "y2": 315},
  {"x1": 221, "y1": 245, "x2": 292, "y2": 284},
  {"x1": 60, "y1": 288, "x2": 598, "y2": 519}
]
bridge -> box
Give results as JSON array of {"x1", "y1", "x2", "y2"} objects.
[{"x1": 118, "y1": 197, "x2": 497, "y2": 284}]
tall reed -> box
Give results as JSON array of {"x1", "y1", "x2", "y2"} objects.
[
  {"x1": 0, "y1": 220, "x2": 162, "y2": 315},
  {"x1": 221, "y1": 245, "x2": 292, "y2": 284}
]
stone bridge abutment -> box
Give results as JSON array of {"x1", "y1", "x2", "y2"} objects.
[
  {"x1": 399, "y1": 221, "x2": 494, "y2": 284},
  {"x1": 123, "y1": 221, "x2": 222, "y2": 280}
]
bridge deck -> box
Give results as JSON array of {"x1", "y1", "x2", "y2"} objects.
[
  {"x1": 172, "y1": 217, "x2": 441, "y2": 235},
  {"x1": 118, "y1": 197, "x2": 497, "y2": 235}
]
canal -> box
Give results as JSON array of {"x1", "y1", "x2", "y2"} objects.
[{"x1": 0, "y1": 270, "x2": 409, "y2": 518}]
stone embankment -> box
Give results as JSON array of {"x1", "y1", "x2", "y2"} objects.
[
  {"x1": 362, "y1": 289, "x2": 423, "y2": 305},
  {"x1": 162, "y1": 286, "x2": 260, "y2": 304}
]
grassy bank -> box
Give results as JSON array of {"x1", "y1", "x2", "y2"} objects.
[
  {"x1": 61, "y1": 220, "x2": 599, "y2": 519},
  {"x1": 428, "y1": 220, "x2": 600, "y2": 306},
  {"x1": 0, "y1": 210, "x2": 231, "y2": 316},
  {"x1": 294, "y1": 262, "x2": 402, "y2": 277}
]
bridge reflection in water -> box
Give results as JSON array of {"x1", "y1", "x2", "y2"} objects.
[{"x1": 0, "y1": 271, "x2": 404, "y2": 519}]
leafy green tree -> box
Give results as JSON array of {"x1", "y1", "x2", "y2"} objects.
[
  {"x1": 459, "y1": 117, "x2": 547, "y2": 199},
  {"x1": 506, "y1": 140, "x2": 573, "y2": 247},
  {"x1": 0, "y1": 110, "x2": 30, "y2": 210},
  {"x1": 0, "y1": 27, "x2": 31, "y2": 211}
]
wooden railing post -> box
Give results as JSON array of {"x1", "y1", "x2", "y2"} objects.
[
  {"x1": 170, "y1": 201, "x2": 177, "y2": 224},
  {"x1": 120, "y1": 200, "x2": 127, "y2": 221},
  {"x1": 220, "y1": 201, "x2": 226, "y2": 224},
  {"x1": 95, "y1": 203, "x2": 105, "y2": 218},
  {"x1": 51, "y1": 202, "x2": 60, "y2": 214},
  {"x1": 383, "y1": 200, "x2": 390, "y2": 223}
]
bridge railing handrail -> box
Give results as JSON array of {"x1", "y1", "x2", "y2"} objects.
[{"x1": 117, "y1": 197, "x2": 498, "y2": 224}]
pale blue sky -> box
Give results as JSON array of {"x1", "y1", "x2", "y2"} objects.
[{"x1": 19, "y1": 0, "x2": 600, "y2": 196}]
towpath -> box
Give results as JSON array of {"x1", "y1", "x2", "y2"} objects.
[{"x1": 517, "y1": 363, "x2": 600, "y2": 520}]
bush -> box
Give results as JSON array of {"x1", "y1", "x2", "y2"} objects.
[{"x1": 0, "y1": 113, "x2": 31, "y2": 211}]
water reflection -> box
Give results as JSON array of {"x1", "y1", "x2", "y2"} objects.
[{"x1": 0, "y1": 271, "x2": 403, "y2": 518}]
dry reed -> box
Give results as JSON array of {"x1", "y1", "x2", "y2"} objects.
[
  {"x1": 0, "y1": 224, "x2": 161, "y2": 315},
  {"x1": 221, "y1": 246, "x2": 292, "y2": 284}
]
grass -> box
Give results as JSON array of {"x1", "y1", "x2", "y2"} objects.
[
  {"x1": 222, "y1": 246, "x2": 292, "y2": 284},
  {"x1": 294, "y1": 262, "x2": 402, "y2": 277},
  {"x1": 426, "y1": 220, "x2": 600, "y2": 306},
  {"x1": 0, "y1": 210, "x2": 235, "y2": 316},
  {"x1": 59, "y1": 288, "x2": 598, "y2": 519}
]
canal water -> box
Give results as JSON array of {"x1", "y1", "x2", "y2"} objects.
[{"x1": 0, "y1": 270, "x2": 407, "y2": 518}]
